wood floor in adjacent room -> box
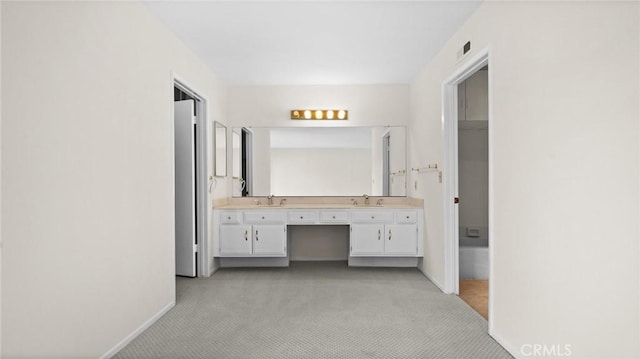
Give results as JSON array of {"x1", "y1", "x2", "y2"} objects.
[{"x1": 459, "y1": 279, "x2": 489, "y2": 320}]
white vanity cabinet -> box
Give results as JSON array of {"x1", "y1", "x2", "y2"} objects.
[
  {"x1": 384, "y1": 224, "x2": 418, "y2": 255},
  {"x1": 350, "y1": 224, "x2": 417, "y2": 256},
  {"x1": 219, "y1": 225, "x2": 252, "y2": 256},
  {"x1": 350, "y1": 224, "x2": 419, "y2": 257},
  {"x1": 214, "y1": 207, "x2": 423, "y2": 263},
  {"x1": 217, "y1": 211, "x2": 286, "y2": 257},
  {"x1": 350, "y1": 210, "x2": 418, "y2": 257},
  {"x1": 252, "y1": 225, "x2": 286, "y2": 256},
  {"x1": 350, "y1": 224, "x2": 385, "y2": 255}
]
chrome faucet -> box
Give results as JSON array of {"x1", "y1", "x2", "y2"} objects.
[
  {"x1": 363, "y1": 194, "x2": 369, "y2": 206},
  {"x1": 267, "y1": 194, "x2": 274, "y2": 206}
]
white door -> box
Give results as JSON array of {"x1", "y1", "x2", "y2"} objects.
[
  {"x1": 252, "y1": 225, "x2": 286, "y2": 256},
  {"x1": 219, "y1": 225, "x2": 252, "y2": 256},
  {"x1": 174, "y1": 100, "x2": 197, "y2": 277},
  {"x1": 350, "y1": 224, "x2": 385, "y2": 256},
  {"x1": 385, "y1": 225, "x2": 418, "y2": 256}
]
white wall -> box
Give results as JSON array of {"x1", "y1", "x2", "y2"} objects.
[
  {"x1": 1, "y1": 2, "x2": 226, "y2": 358},
  {"x1": 389, "y1": 127, "x2": 407, "y2": 196},
  {"x1": 227, "y1": 85, "x2": 409, "y2": 128},
  {"x1": 271, "y1": 148, "x2": 371, "y2": 196},
  {"x1": 409, "y1": 1, "x2": 638, "y2": 358}
]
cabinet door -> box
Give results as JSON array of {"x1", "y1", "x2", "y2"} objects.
[
  {"x1": 219, "y1": 225, "x2": 252, "y2": 256},
  {"x1": 350, "y1": 224, "x2": 384, "y2": 256},
  {"x1": 385, "y1": 225, "x2": 418, "y2": 256},
  {"x1": 252, "y1": 225, "x2": 286, "y2": 257}
]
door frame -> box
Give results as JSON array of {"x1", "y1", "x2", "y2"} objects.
[
  {"x1": 382, "y1": 131, "x2": 391, "y2": 196},
  {"x1": 241, "y1": 127, "x2": 253, "y2": 196},
  {"x1": 442, "y1": 47, "x2": 493, "y2": 326},
  {"x1": 172, "y1": 74, "x2": 211, "y2": 277}
]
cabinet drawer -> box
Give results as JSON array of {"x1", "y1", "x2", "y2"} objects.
[
  {"x1": 319, "y1": 211, "x2": 349, "y2": 223},
  {"x1": 220, "y1": 211, "x2": 242, "y2": 224},
  {"x1": 396, "y1": 211, "x2": 417, "y2": 224},
  {"x1": 245, "y1": 212, "x2": 285, "y2": 224},
  {"x1": 351, "y1": 211, "x2": 394, "y2": 223},
  {"x1": 288, "y1": 211, "x2": 318, "y2": 224}
]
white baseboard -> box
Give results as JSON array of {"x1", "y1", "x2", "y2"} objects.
[
  {"x1": 348, "y1": 257, "x2": 418, "y2": 267},
  {"x1": 219, "y1": 257, "x2": 289, "y2": 267},
  {"x1": 100, "y1": 301, "x2": 175, "y2": 359},
  {"x1": 418, "y1": 267, "x2": 447, "y2": 293},
  {"x1": 489, "y1": 329, "x2": 521, "y2": 359}
]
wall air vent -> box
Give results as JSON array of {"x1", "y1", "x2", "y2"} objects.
[{"x1": 456, "y1": 41, "x2": 471, "y2": 61}]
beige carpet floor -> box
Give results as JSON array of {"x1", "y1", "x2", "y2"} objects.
[{"x1": 114, "y1": 261, "x2": 511, "y2": 358}]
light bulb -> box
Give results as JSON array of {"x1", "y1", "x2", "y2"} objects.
[
  {"x1": 337, "y1": 110, "x2": 346, "y2": 119},
  {"x1": 315, "y1": 110, "x2": 323, "y2": 119},
  {"x1": 304, "y1": 110, "x2": 312, "y2": 119},
  {"x1": 326, "y1": 110, "x2": 334, "y2": 119}
]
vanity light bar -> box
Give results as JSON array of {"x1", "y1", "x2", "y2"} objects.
[{"x1": 290, "y1": 109, "x2": 348, "y2": 120}]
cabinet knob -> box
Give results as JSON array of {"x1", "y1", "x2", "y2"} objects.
[
  {"x1": 406, "y1": 216, "x2": 410, "y2": 219},
  {"x1": 262, "y1": 216, "x2": 265, "y2": 219},
  {"x1": 300, "y1": 216, "x2": 303, "y2": 219},
  {"x1": 371, "y1": 216, "x2": 375, "y2": 219},
  {"x1": 332, "y1": 216, "x2": 336, "y2": 219},
  {"x1": 227, "y1": 216, "x2": 231, "y2": 220}
]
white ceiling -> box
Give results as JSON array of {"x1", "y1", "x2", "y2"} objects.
[{"x1": 144, "y1": 1, "x2": 482, "y2": 85}]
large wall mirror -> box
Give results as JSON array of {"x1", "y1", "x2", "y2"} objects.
[
  {"x1": 232, "y1": 126, "x2": 407, "y2": 197},
  {"x1": 214, "y1": 122, "x2": 227, "y2": 177}
]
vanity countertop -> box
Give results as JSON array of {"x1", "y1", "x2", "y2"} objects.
[
  {"x1": 213, "y1": 197, "x2": 423, "y2": 210},
  {"x1": 214, "y1": 203, "x2": 422, "y2": 210}
]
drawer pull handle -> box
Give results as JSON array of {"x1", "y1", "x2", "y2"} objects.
[
  {"x1": 255, "y1": 230, "x2": 259, "y2": 241},
  {"x1": 378, "y1": 229, "x2": 381, "y2": 240},
  {"x1": 244, "y1": 230, "x2": 248, "y2": 241},
  {"x1": 389, "y1": 230, "x2": 392, "y2": 240}
]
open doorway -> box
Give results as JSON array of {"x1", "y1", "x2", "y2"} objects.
[
  {"x1": 174, "y1": 80, "x2": 209, "y2": 278},
  {"x1": 456, "y1": 67, "x2": 489, "y2": 319},
  {"x1": 442, "y1": 48, "x2": 493, "y2": 326},
  {"x1": 240, "y1": 127, "x2": 253, "y2": 197}
]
